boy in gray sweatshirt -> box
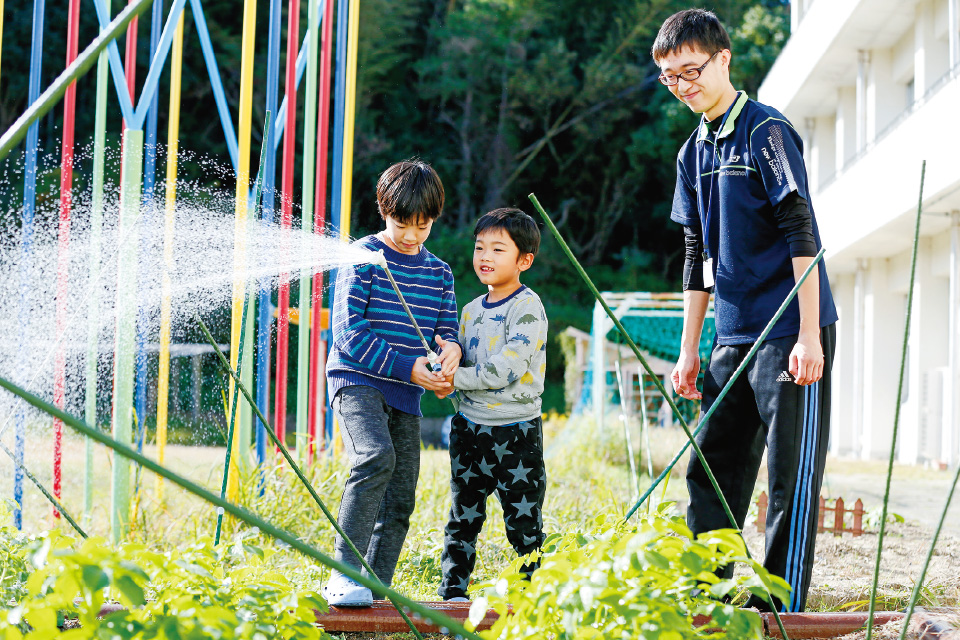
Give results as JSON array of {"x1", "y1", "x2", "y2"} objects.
[{"x1": 434, "y1": 208, "x2": 548, "y2": 601}]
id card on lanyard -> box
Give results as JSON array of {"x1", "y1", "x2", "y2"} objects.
[{"x1": 696, "y1": 94, "x2": 739, "y2": 289}]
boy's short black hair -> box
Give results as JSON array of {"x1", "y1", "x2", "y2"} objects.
[
  {"x1": 651, "y1": 9, "x2": 731, "y2": 62},
  {"x1": 474, "y1": 208, "x2": 541, "y2": 257},
  {"x1": 377, "y1": 160, "x2": 445, "y2": 223}
]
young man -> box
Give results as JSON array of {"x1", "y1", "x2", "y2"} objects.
[
  {"x1": 434, "y1": 208, "x2": 548, "y2": 602},
  {"x1": 324, "y1": 160, "x2": 461, "y2": 606},
  {"x1": 652, "y1": 9, "x2": 838, "y2": 612}
]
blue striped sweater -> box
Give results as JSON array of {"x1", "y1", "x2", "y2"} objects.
[{"x1": 326, "y1": 235, "x2": 460, "y2": 416}]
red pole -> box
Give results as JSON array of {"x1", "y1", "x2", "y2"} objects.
[
  {"x1": 275, "y1": 0, "x2": 300, "y2": 451},
  {"x1": 52, "y1": 0, "x2": 82, "y2": 519},
  {"x1": 307, "y1": 0, "x2": 334, "y2": 461}
]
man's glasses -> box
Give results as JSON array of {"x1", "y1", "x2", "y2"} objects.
[{"x1": 658, "y1": 50, "x2": 720, "y2": 86}]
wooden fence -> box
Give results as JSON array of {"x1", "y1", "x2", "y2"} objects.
[{"x1": 755, "y1": 492, "x2": 864, "y2": 536}]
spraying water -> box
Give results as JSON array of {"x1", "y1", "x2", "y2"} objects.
[{"x1": 0, "y1": 148, "x2": 379, "y2": 454}]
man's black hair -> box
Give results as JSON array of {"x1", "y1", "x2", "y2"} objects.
[
  {"x1": 651, "y1": 8, "x2": 731, "y2": 62},
  {"x1": 474, "y1": 208, "x2": 541, "y2": 257},
  {"x1": 377, "y1": 159, "x2": 445, "y2": 223}
]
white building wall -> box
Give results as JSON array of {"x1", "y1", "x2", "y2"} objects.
[{"x1": 760, "y1": 0, "x2": 960, "y2": 466}]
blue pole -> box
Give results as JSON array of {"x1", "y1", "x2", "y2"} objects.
[
  {"x1": 188, "y1": 0, "x2": 240, "y2": 173},
  {"x1": 15, "y1": 0, "x2": 46, "y2": 530},
  {"x1": 257, "y1": 0, "x2": 283, "y2": 481},
  {"x1": 134, "y1": 0, "x2": 162, "y2": 469},
  {"x1": 325, "y1": 0, "x2": 349, "y2": 443}
]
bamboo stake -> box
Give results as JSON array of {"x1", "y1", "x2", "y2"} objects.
[
  {"x1": 196, "y1": 314, "x2": 425, "y2": 640},
  {"x1": 529, "y1": 193, "x2": 792, "y2": 639},
  {"x1": 0, "y1": 441, "x2": 86, "y2": 539},
  {"x1": 0, "y1": 372, "x2": 479, "y2": 640},
  {"x1": 867, "y1": 161, "x2": 926, "y2": 639}
]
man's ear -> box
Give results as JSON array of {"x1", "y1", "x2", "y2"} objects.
[{"x1": 518, "y1": 253, "x2": 535, "y2": 272}]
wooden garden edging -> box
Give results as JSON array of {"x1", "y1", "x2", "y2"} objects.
[{"x1": 756, "y1": 492, "x2": 864, "y2": 536}]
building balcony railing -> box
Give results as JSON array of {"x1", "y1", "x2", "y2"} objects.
[{"x1": 819, "y1": 62, "x2": 960, "y2": 191}]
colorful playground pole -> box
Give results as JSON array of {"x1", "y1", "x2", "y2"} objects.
[
  {"x1": 14, "y1": 0, "x2": 46, "y2": 531},
  {"x1": 257, "y1": 0, "x2": 283, "y2": 474},
  {"x1": 157, "y1": 10, "x2": 185, "y2": 502},
  {"x1": 123, "y1": 0, "x2": 138, "y2": 126},
  {"x1": 85, "y1": 0, "x2": 111, "y2": 518},
  {"x1": 227, "y1": 0, "x2": 259, "y2": 501},
  {"x1": 296, "y1": 0, "x2": 321, "y2": 460},
  {"x1": 112, "y1": 127, "x2": 145, "y2": 544},
  {"x1": 52, "y1": 0, "x2": 81, "y2": 519},
  {"x1": 134, "y1": 0, "x2": 164, "y2": 477},
  {"x1": 307, "y1": 0, "x2": 334, "y2": 458},
  {"x1": 325, "y1": 0, "x2": 350, "y2": 444},
  {"x1": 339, "y1": 0, "x2": 360, "y2": 240},
  {"x1": 275, "y1": 0, "x2": 300, "y2": 454}
]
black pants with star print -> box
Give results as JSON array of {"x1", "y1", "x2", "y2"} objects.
[{"x1": 438, "y1": 413, "x2": 546, "y2": 600}]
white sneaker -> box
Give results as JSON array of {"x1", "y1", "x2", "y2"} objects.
[{"x1": 323, "y1": 572, "x2": 373, "y2": 607}]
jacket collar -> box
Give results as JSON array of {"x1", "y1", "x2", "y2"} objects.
[{"x1": 696, "y1": 91, "x2": 748, "y2": 142}]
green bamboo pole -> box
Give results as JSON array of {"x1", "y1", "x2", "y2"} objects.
[
  {"x1": 195, "y1": 314, "x2": 425, "y2": 640},
  {"x1": 215, "y1": 295, "x2": 250, "y2": 545},
  {"x1": 0, "y1": 372, "x2": 480, "y2": 640},
  {"x1": 529, "y1": 193, "x2": 791, "y2": 639},
  {"x1": 111, "y1": 128, "x2": 144, "y2": 544},
  {"x1": 614, "y1": 339, "x2": 640, "y2": 500},
  {"x1": 84, "y1": 0, "x2": 111, "y2": 519},
  {"x1": 295, "y1": 0, "x2": 322, "y2": 459},
  {"x1": 0, "y1": 0, "x2": 153, "y2": 163},
  {"x1": 899, "y1": 448, "x2": 960, "y2": 638},
  {"x1": 622, "y1": 249, "x2": 825, "y2": 523},
  {"x1": 0, "y1": 441, "x2": 87, "y2": 539},
  {"x1": 868, "y1": 161, "x2": 926, "y2": 640}
]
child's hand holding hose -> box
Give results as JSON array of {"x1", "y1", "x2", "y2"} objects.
[
  {"x1": 411, "y1": 356, "x2": 450, "y2": 391},
  {"x1": 434, "y1": 335, "x2": 462, "y2": 377}
]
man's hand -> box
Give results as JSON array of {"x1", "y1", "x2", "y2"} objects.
[
  {"x1": 434, "y1": 335, "x2": 462, "y2": 377},
  {"x1": 671, "y1": 349, "x2": 702, "y2": 400},
  {"x1": 411, "y1": 356, "x2": 451, "y2": 391},
  {"x1": 434, "y1": 374, "x2": 456, "y2": 399},
  {"x1": 789, "y1": 331, "x2": 823, "y2": 385}
]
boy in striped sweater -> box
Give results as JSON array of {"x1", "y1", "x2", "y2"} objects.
[{"x1": 323, "y1": 160, "x2": 462, "y2": 607}]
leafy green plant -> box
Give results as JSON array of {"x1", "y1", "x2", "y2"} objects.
[
  {"x1": 468, "y1": 506, "x2": 790, "y2": 639},
  {"x1": 0, "y1": 526, "x2": 329, "y2": 639}
]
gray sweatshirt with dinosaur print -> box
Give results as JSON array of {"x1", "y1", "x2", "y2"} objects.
[{"x1": 453, "y1": 285, "x2": 548, "y2": 426}]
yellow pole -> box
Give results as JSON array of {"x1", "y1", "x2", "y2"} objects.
[
  {"x1": 339, "y1": 0, "x2": 360, "y2": 240},
  {"x1": 228, "y1": 0, "x2": 258, "y2": 501},
  {"x1": 157, "y1": 11, "x2": 184, "y2": 502}
]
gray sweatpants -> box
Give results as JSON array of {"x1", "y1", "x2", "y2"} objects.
[{"x1": 332, "y1": 385, "x2": 421, "y2": 588}]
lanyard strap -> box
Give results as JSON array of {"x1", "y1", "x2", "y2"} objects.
[{"x1": 696, "y1": 92, "x2": 740, "y2": 260}]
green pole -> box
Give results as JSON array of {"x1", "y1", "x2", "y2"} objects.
[
  {"x1": 85, "y1": 1, "x2": 111, "y2": 519},
  {"x1": 195, "y1": 314, "x2": 425, "y2": 640},
  {"x1": 0, "y1": 374, "x2": 477, "y2": 640},
  {"x1": 868, "y1": 161, "x2": 926, "y2": 640},
  {"x1": 0, "y1": 440, "x2": 87, "y2": 539},
  {"x1": 111, "y1": 128, "x2": 144, "y2": 544},
  {"x1": 0, "y1": 0, "x2": 153, "y2": 163},
  {"x1": 296, "y1": 0, "x2": 322, "y2": 460},
  {"x1": 529, "y1": 193, "x2": 792, "y2": 639}
]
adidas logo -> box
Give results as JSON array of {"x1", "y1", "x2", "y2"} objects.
[
  {"x1": 776, "y1": 371, "x2": 793, "y2": 382},
  {"x1": 729, "y1": 153, "x2": 741, "y2": 162}
]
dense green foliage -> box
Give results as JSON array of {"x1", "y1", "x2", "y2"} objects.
[{"x1": 0, "y1": 0, "x2": 788, "y2": 416}]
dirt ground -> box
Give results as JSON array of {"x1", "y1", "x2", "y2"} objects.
[{"x1": 738, "y1": 519, "x2": 960, "y2": 611}]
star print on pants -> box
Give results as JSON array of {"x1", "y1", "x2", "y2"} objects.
[
  {"x1": 460, "y1": 465, "x2": 478, "y2": 483},
  {"x1": 450, "y1": 454, "x2": 465, "y2": 475},
  {"x1": 477, "y1": 457, "x2": 495, "y2": 476},
  {"x1": 493, "y1": 440, "x2": 511, "y2": 462},
  {"x1": 460, "y1": 503, "x2": 482, "y2": 523},
  {"x1": 508, "y1": 462, "x2": 532, "y2": 484},
  {"x1": 512, "y1": 495, "x2": 536, "y2": 518}
]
